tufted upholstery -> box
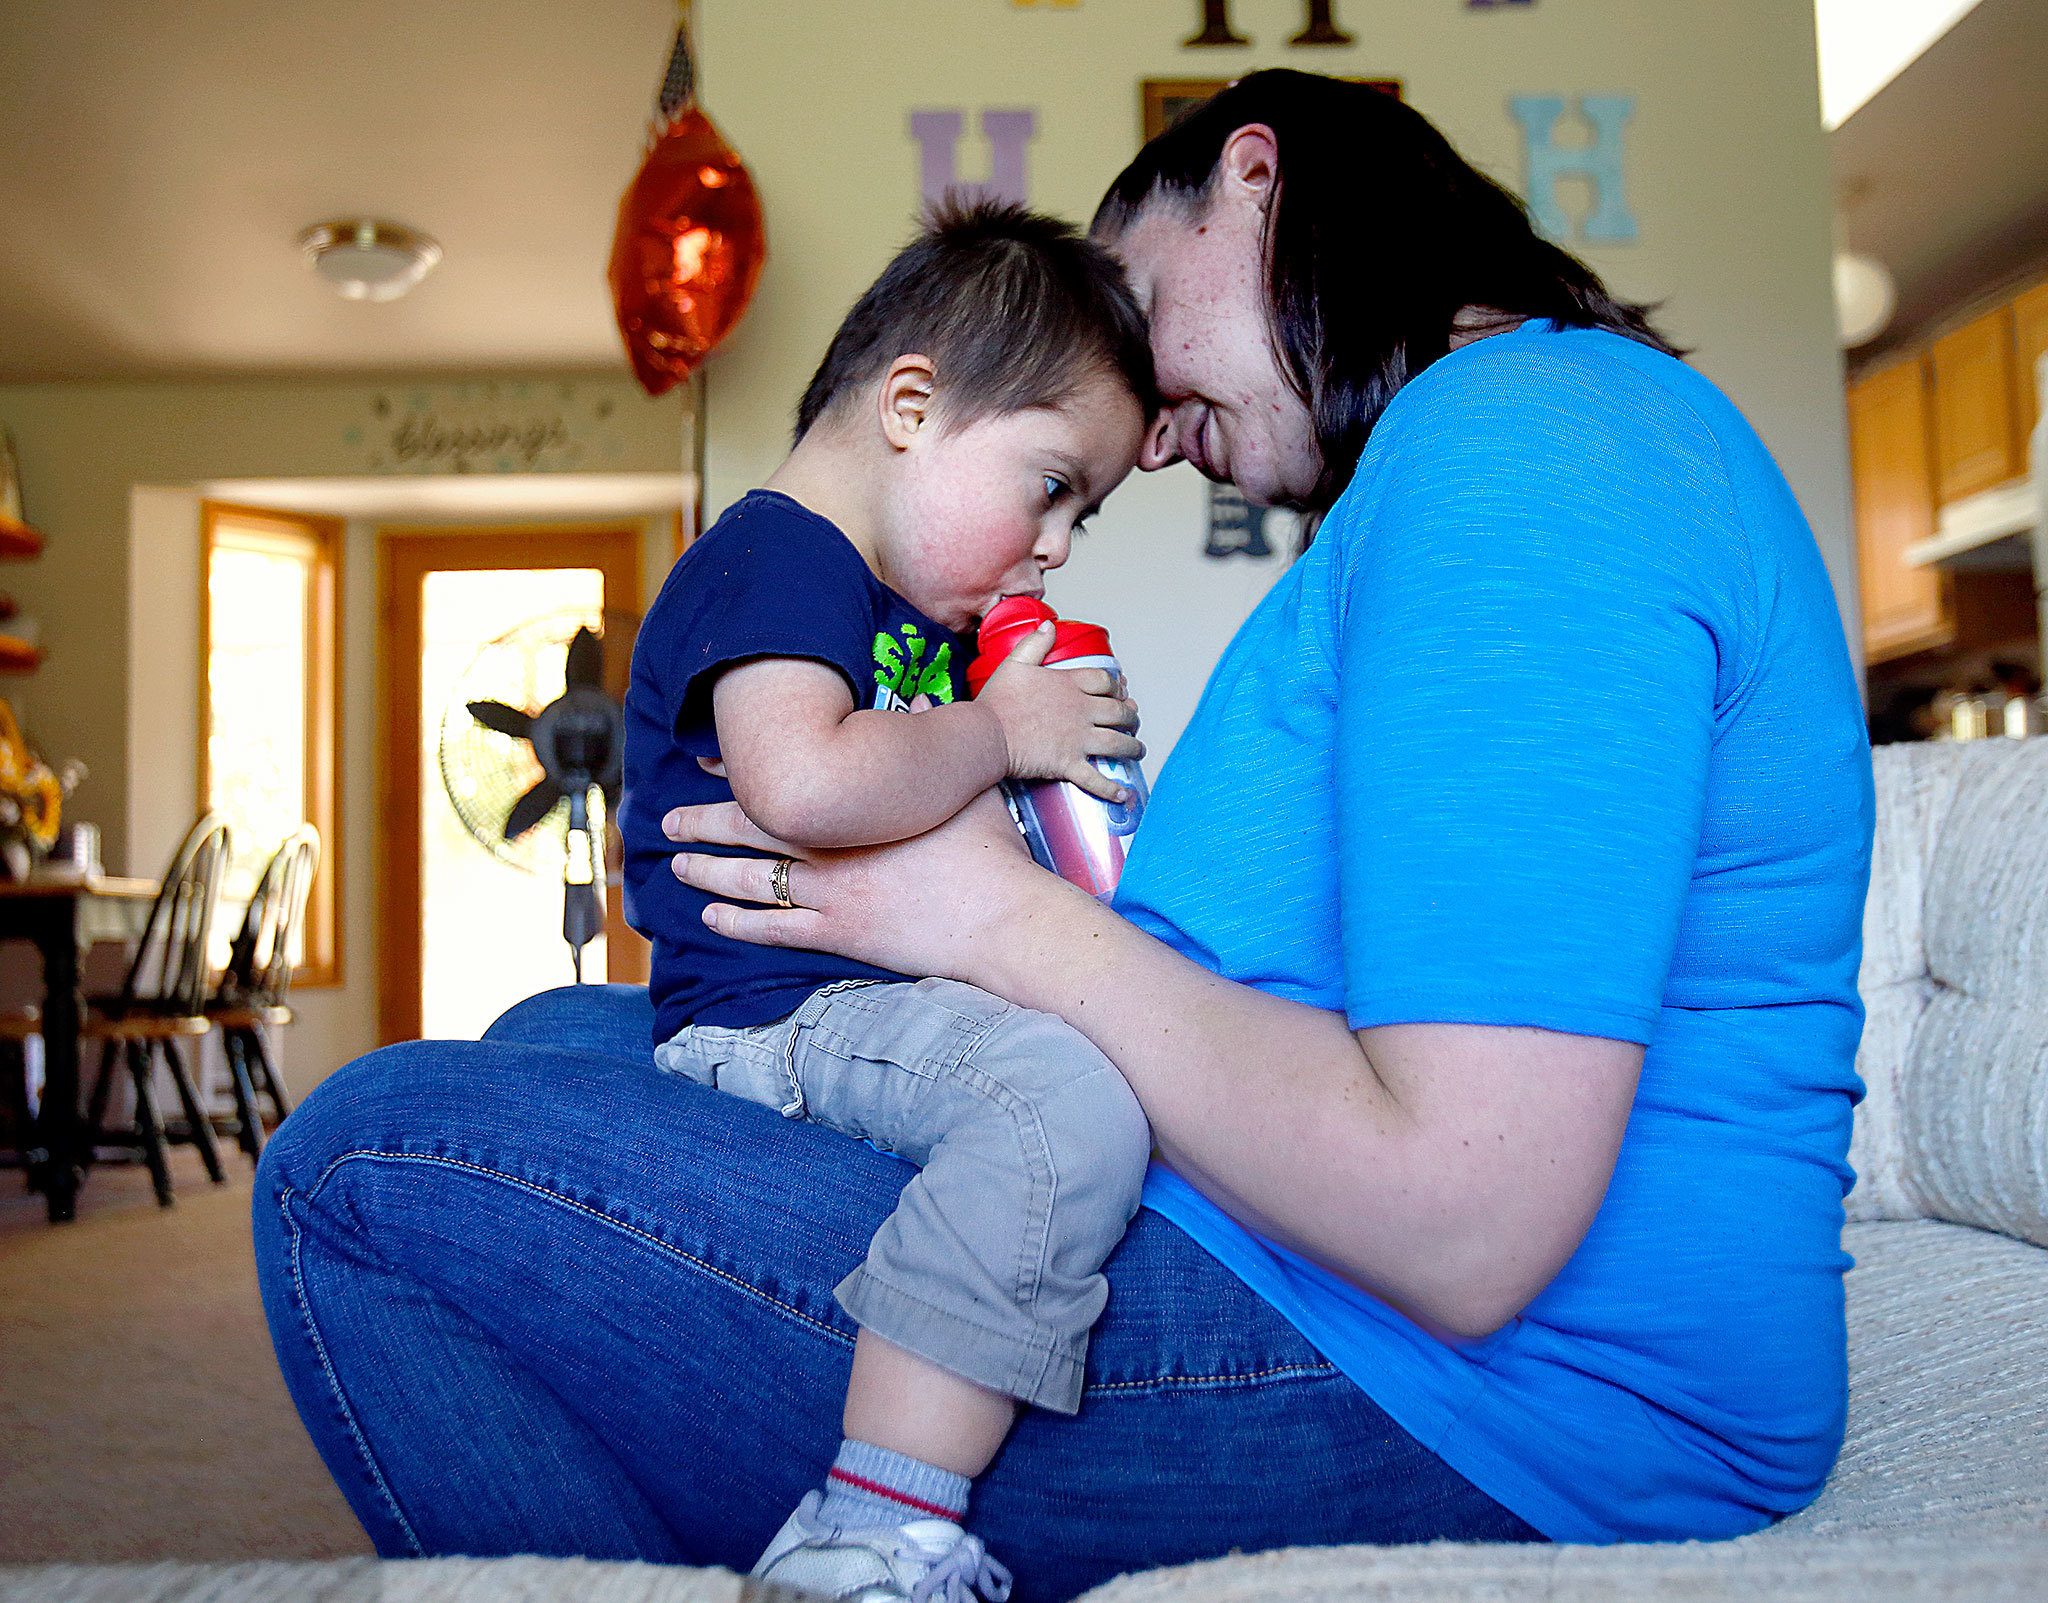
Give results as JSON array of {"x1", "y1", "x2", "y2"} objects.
[{"x1": 1848, "y1": 742, "x2": 2048, "y2": 1247}]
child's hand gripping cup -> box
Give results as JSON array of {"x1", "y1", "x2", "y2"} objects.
[{"x1": 968, "y1": 596, "x2": 1149, "y2": 900}]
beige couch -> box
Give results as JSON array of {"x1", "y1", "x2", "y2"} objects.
[{"x1": 5, "y1": 740, "x2": 2045, "y2": 1601}]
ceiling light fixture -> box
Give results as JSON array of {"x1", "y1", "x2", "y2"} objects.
[
  {"x1": 1833, "y1": 251, "x2": 1898, "y2": 349},
  {"x1": 298, "y1": 218, "x2": 442, "y2": 303}
]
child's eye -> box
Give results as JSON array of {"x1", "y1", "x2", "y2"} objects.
[{"x1": 1043, "y1": 473, "x2": 1069, "y2": 504}]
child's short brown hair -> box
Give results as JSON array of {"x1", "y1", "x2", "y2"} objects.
[{"x1": 794, "y1": 196, "x2": 1156, "y2": 442}]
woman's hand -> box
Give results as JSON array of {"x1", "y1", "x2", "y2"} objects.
[{"x1": 663, "y1": 787, "x2": 1045, "y2": 980}]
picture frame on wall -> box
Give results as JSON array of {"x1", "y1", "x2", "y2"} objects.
[{"x1": 1141, "y1": 76, "x2": 1402, "y2": 143}]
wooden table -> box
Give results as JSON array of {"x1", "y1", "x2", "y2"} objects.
[{"x1": 0, "y1": 871, "x2": 158, "y2": 1221}]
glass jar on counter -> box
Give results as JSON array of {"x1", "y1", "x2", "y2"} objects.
[{"x1": 1931, "y1": 690, "x2": 2042, "y2": 740}]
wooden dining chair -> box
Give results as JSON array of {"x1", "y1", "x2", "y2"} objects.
[
  {"x1": 0, "y1": 1016, "x2": 33, "y2": 1187},
  {"x1": 205, "y1": 825, "x2": 317, "y2": 1163},
  {"x1": 80, "y1": 814, "x2": 232, "y2": 1207},
  {"x1": 0, "y1": 943, "x2": 41, "y2": 1185}
]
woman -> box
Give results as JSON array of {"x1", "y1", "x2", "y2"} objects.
[{"x1": 253, "y1": 72, "x2": 1873, "y2": 1597}]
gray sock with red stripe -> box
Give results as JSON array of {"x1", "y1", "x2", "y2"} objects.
[{"x1": 814, "y1": 1438, "x2": 970, "y2": 1531}]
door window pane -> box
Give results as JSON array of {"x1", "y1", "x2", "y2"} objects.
[{"x1": 419, "y1": 566, "x2": 606, "y2": 1040}]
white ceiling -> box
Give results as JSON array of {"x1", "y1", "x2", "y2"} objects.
[
  {"x1": 1814, "y1": 0, "x2": 1982, "y2": 129},
  {"x1": 1833, "y1": 0, "x2": 2048, "y2": 357},
  {"x1": 0, "y1": 0, "x2": 678, "y2": 381}
]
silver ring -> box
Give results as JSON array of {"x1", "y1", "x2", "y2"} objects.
[{"x1": 769, "y1": 857, "x2": 795, "y2": 910}]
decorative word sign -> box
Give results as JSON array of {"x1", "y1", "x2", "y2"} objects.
[
  {"x1": 342, "y1": 382, "x2": 624, "y2": 475},
  {"x1": 390, "y1": 413, "x2": 567, "y2": 472},
  {"x1": 1185, "y1": 1, "x2": 1353, "y2": 47},
  {"x1": 910, "y1": 108, "x2": 1038, "y2": 207},
  {"x1": 1509, "y1": 95, "x2": 1638, "y2": 244}
]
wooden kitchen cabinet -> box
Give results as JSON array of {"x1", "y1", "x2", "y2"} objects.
[
  {"x1": 1847, "y1": 356, "x2": 2037, "y2": 665},
  {"x1": 1929, "y1": 304, "x2": 2022, "y2": 503},
  {"x1": 1846, "y1": 274, "x2": 2048, "y2": 671},
  {"x1": 1849, "y1": 358, "x2": 1947, "y2": 661},
  {"x1": 2012, "y1": 277, "x2": 2048, "y2": 446}
]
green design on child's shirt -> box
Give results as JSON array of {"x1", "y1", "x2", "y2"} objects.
[{"x1": 872, "y1": 623, "x2": 956, "y2": 709}]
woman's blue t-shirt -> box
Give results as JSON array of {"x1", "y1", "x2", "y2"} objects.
[{"x1": 1114, "y1": 322, "x2": 1874, "y2": 1544}]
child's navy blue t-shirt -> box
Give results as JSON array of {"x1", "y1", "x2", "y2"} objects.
[{"x1": 620, "y1": 490, "x2": 966, "y2": 1042}]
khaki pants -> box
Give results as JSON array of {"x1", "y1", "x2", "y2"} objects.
[{"x1": 655, "y1": 977, "x2": 1151, "y2": 1413}]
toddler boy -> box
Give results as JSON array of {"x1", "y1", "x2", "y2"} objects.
[{"x1": 621, "y1": 199, "x2": 1156, "y2": 1601}]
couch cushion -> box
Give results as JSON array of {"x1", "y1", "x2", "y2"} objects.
[
  {"x1": 1850, "y1": 742, "x2": 2048, "y2": 1245},
  {"x1": 0, "y1": 1557, "x2": 750, "y2": 1601},
  {"x1": 1769, "y1": 1220, "x2": 2048, "y2": 1539},
  {"x1": 11, "y1": 1545, "x2": 2048, "y2": 1603},
  {"x1": 1905, "y1": 742, "x2": 2048, "y2": 1247},
  {"x1": 1072, "y1": 1535, "x2": 2048, "y2": 1601},
  {"x1": 1900, "y1": 994, "x2": 2048, "y2": 1249},
  {"x1": 1922, "y1": 740, "x2": 2048, "y2": 1010},
  {"x1": 1859, "y1": 745, "x2": 1966, "y2": 993},
  {"x1": 1846, "y1": 976, "x2": 1933, "y2": 1222},
  {"x1": 1846, "y1": 745, "x2": 1964, "y2": 1222}
]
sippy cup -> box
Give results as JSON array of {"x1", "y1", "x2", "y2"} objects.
[{"x1": 967, "y1": 596, "x2": 1148, "y2": 900}]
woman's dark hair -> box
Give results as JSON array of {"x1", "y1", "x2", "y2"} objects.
[
  {"x1": 1094, "y1": 70, "x2": 1681, "y2": 509},
  {"x1": 796, "y1": 196, "x2": 1156, "y2": 442}
]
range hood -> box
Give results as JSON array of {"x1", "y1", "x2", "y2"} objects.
[{"x1": 1904, "y1": 475, "x2": 2038, "y2": 568}]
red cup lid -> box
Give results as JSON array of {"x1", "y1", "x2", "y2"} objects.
[{"x1": 967, "y1": 596, "x2": 1112, "y2": 695}]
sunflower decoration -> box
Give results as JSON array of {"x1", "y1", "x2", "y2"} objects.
[{"x1": 0, "y1": 699, "x2": 83, "y2": 878}]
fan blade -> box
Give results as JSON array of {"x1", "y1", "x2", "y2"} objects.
[
  {"x1": 565, "y1": 626, "x2": 603, "y2": 690},
  {"x1": 503, "y1": 778, "x2": 564, "y2": 841},
  {"x1": 467, "y1": 699, "x2": 534, "y2": 741}
]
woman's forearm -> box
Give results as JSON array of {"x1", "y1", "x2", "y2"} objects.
[
  {"x1": 664, "y1": 794, "x2": 1639, "y2": 1339},
  {"x1": 962, "y1": 874, "x2": 1640, "y2": 1340}
]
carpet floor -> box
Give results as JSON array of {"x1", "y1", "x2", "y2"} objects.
[{"x1": 0, "y1": 1150, "x2": 371, "y2": 1562}]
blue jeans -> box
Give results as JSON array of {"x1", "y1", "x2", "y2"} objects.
[{"x1": 252, "y1": 985, "x2": 1541, "y2": 1599}]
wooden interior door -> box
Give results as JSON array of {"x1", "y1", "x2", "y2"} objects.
[{"x1": 376, "y1": 525, "x2": 646, "y2": 1045}]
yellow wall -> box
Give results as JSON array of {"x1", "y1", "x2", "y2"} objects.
[{"x1": 696, "y1": 0, "x2": 1858, "y2": 751}]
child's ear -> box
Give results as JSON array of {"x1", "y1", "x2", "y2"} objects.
[{"x1": 878, "y1": 354, "x2": 938, "y2": 451}]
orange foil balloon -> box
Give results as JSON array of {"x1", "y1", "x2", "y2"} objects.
[{"x1": 608, "y1": 22, "x2": 766, "y2": 397}]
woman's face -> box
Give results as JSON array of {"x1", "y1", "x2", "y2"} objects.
[{"x1": 1105, "y1": 127, "x2": 1322, "y2": 509}]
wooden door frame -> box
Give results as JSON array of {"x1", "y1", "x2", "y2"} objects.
[{"x1": 375, "y1": 524, "x2": 645, "y2": 1045}]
